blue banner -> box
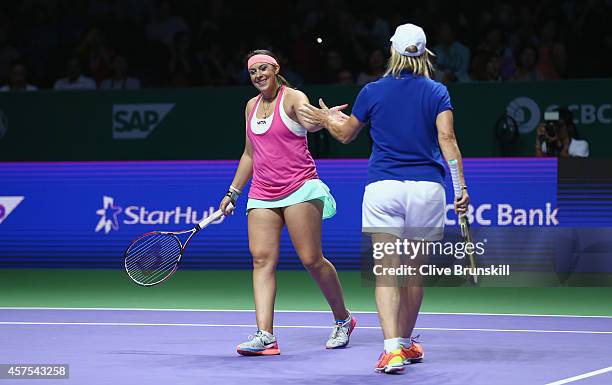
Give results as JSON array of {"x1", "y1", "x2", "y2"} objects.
[{"x1": 0, "y1": 158, "x2": 571, "y2": 270}]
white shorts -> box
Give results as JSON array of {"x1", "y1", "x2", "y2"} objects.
[{"x1": 362, "y1": 180, "x2": 446, "y2": 241}]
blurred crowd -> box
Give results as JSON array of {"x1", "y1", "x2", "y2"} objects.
[{"x1": 1, "y1": 0, "x2": 611, "y2": 91}]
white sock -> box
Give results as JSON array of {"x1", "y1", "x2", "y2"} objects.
[
  {"x1": 398, "y1": 337, "x2": 412, "y2": 347},
  {"x1": 384, "y1": 338, "x2": 401, "y2": 353}
]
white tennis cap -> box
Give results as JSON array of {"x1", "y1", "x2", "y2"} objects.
[{"x1": 390, "y1": 23, "x2": 427, "y2": 57}]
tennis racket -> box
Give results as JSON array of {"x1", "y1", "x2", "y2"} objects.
[
  {"x1": 124, "y1": 204, "x2": 232, "y2": 286},
  {"x1": 448, "y1": 159, "x2": 478, "y2": 285}
]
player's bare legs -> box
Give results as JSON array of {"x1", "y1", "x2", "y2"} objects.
[
  {"x1": 398, "y1": 285, "x2": 423, "y2": 338},
  {"x1": 372, "y1": 233, "x2": 424, "y2": 371},
  {"x1": 399, "y1": 245, "x2": 426, "y2": 338},
  {"x1": 248, "y1": 208, "x2": 284, "y2": 333},
  {"x1": 284, "y1": 199, "x2": 355, "y2": 348},
  {"x1": 372, "y1": 233, "x2": 402, "y2": 339},
  {"x1": 283, "y1": 199, "x2": 349, "y2": 321}
]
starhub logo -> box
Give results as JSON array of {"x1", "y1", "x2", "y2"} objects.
[{"x1": 95, "y1": 196, "x2": 223, "y2": 234}]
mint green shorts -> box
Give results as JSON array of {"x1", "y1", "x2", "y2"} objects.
[{"x1": 247, "y1": 179, "x2": 336, "y2": 219}]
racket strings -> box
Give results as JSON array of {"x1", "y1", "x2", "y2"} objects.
[
  {"x1": 125, "y1": 233, "x2": 182, "y2": 285},
  {"x1": 126, "y1": 234, "x2": 180, "y2": 270},
  {"x1": 128, "y1": 242, "x2": 176, "y2": 273},
  {"x1": 127, "y1": 232, "x2": 171, "y2": 258},
  {"x1": 130, "y1": 239, "x2": 179, "y2": 270},
  {"x1": 127, "y1": 252, "x2": 179, "y2": 283}
]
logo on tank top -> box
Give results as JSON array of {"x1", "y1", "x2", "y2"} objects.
[{"x1": 257, "y1": 120, "x2": 267, "y2": 125}]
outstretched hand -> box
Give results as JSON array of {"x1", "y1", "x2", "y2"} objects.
[
  {"x1": 298, "y1": 98, "x2": 349, "y2": 128},
  {"x1": 326, "y1": 99, "x2": 350, "y2": 124}
]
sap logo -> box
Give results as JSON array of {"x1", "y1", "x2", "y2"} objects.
[
  {"x1": 112, "y1": 104, "x2": 175, "y2": 139},
  {"x1": 446, "y1": 203, "x2": 558, "y2": 226},
  {"x1": 0, "y1": 196, "x2": 24, "y2": 225}
]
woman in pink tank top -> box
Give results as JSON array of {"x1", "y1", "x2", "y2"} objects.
[{"x1": 218, "y1": 50, "x2": 356, "y2": 356}]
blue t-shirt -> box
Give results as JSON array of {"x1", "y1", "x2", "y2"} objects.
[{"x1": 352, "y1": 71, "x2": 453, "y2": 186}]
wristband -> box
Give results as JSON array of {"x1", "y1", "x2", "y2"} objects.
[
  {"x1": 229, "y1": 185, "x2": 242, "y2": 195},
  {"x1": 225, "y1": 190, "x2": 239, "y2": 205}
]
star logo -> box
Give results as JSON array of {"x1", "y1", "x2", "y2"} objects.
[{"x1": 95, "y1": 196, "x2": 123, "y2": 234}]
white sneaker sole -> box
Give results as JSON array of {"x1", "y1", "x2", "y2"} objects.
[{"x1": 375, "y1": 364, "x2": 405, "y2": 374}]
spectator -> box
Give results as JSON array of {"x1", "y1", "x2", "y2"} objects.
[
  {"x1": 508, "y1": 5, "x2": 538, "y2": 50},
  {"x1": 356, "y1": 48, "x2": 385, "y2": 85},
  {"x1": 168, "y1": 31, "x2": 198, "y2": 86},
  {"x1": 0, "y1": 2, "x2": 609, "y2": 87},
  {"x1": 355, "y1": 12, "x2": 390, "y2": 49},
  {"x1": 336, "y1": 69, "x2": 354, "y2": 85},
  {"x1": 334, "y1": 11, "x2": 367, "y2": 70},
  {"x1": 275, "y1": 51, "x2": 304, "y2": 87},
  {"x1": 145, "y1": 0, "x2": 188, "y2": 48},
  {"x1": 53, "y1": 57, "x2": 96, "y2": 90},
  {"x1": 77, "y1": 27, "x2": 115, "y2": 85},
  {"x1": 197, "y1": 40, "x2": 236, "y2": 86},
  {"x1": 433, "y1": 21, "x2": 470, "y2": 83},
  {"x1": 0, "y1": 26, "x2": 20, "y2": 84},
  {"x1": 559, "y1": 107, "x2": 589, "y2": 158},
  {"x1": 537, "y1": 20, "x2": 567, "y2": 80},
  {"x1": 319, "y1": 50, "x2": 345, "y2": 84},
  {"x1": 469, "y1": 51, "x2": 502, "y2": 81},
  {"x1": 512, "y1": 44, "x2": 542, "y2": 81},
  {"x1": 0, "y1": 60, "x2": 38, "y2": 91},
  {"x1": 535, "y1": 107, "x2": 588, "y2": 158},
  {"x1": 477, "y1": 27, "x2": 515, "y2": 78},
  {"x1": 287, "y1": 22, "x2": 318, "y2": 80},
  {"x1": 100, "y1": 56, "x2": 140, "y2": 90}
]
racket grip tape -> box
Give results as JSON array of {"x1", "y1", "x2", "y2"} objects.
[
  {"x1": 448, "y1": 159, "x2": 463, "y2": 200},
  {"x1": 194, "y1": 203, "x2": 233, "y2": 231}
]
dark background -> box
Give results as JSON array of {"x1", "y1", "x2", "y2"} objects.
[{"x1": 1, "y1": 0, "x2": 611, "y2": 89}]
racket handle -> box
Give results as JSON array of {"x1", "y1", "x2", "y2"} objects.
[
  {"x1": 194, "y1": 203, "x2": 233, "y2": 231},
  {"x1": 448, "y1": 159, "x2": 463, "y2": 200}
]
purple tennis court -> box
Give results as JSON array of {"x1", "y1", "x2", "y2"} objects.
[{"x1": 2, "y1": 308, "x2": 611, "y2": 385}]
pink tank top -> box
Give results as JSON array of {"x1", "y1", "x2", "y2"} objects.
[{"x1": 247, "y1": 86, "x2": 318, "y2": 199}]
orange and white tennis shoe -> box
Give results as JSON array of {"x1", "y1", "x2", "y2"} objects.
[
  {"x1": 400, "y1": 340, "x2": 424, "y2": 364},
  {"x1": 374, "y1": 350, "x2": 405, "y2": 374}
]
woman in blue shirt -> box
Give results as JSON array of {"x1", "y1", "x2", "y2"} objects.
[{"x1": 299, "y1": 23, "x2": 469, "y2": 374}]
